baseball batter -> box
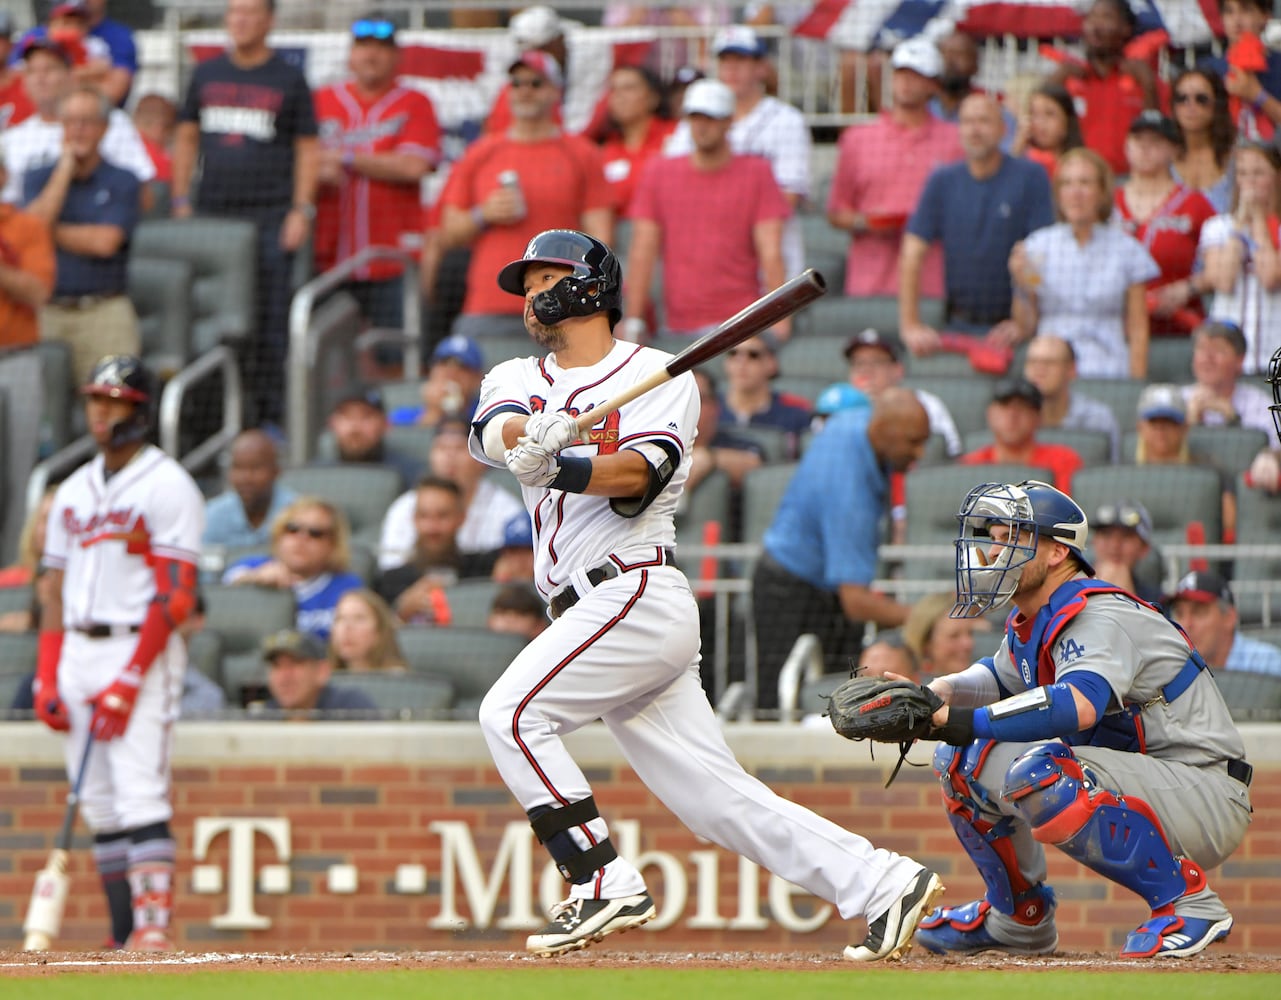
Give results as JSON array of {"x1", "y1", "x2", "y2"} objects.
[
  {"x1": 34, "y1": 355, "x2": 204, "y2": 951},
  {"x1": 916, "y1": 480, "x2": 1252, "y2": 958},
  {"x1": 468, "y1": 229, "x2": 942, "y2": 959}
]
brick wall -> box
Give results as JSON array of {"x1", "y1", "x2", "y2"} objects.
[{"x1": 0, "y1": 723, "x2": 1274, "y2": 953}]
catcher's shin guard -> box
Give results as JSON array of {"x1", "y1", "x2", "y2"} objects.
[
  {"x1": 1003, "y1": 742, "x2": 1191, "y2": 909},
  {"x1": 934, "y1": 742, "x2": 1053, "y2": 925}
]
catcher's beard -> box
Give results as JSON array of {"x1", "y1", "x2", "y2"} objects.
[{"x1": 526, "y1": 313, "x2": 567, "y2": 352}]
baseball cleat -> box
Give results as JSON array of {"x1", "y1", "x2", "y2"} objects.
[
  {"x1": 915, "y1": 898, "x2": 1058, "y2": 956},
  {"x1": 526, "y1": 892, "x2": 656, "y2": 956},
  {"x1": 843, "y1": 868, "x2": 945, "y2": 962},
  {"x1": 1120, "y1": 913, "x2": 1232, "y2": 959},
  {"x1": 124, "y1": 928, "x2": 173, "y2": 952}
]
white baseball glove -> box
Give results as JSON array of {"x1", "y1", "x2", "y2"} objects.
[
  {"x1": 521, "y1": 411, "x2": 581, "y2": 454},
  {"x1": 505, "y1": 441, "x2": 561, "y2": 488}
]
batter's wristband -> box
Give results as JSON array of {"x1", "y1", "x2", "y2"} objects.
[
  {"x1": 935, "y1": 706, "x2": 976, "y2": 746},
  {"x1": 551, "y1": 456, "x2": 593, "y2": 493}
]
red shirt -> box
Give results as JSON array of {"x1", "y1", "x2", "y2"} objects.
[
  {"x1": 1115, "y1": 183, "x2": 1216, "y2": 334},
  {"x1": 1066, "y1": 66, "x2": 1150, "y2": 176},
  {"x1": 0, "y1": 75, "x2": 34, "y2": 130},
  {"x1": 440, "y1": 133, "x2": 613, "y2": 316},
  {"x1": 314, "y1": 81, "x2": 441, "y2": 281},
  {"x1": 630, "y1": 153, "x2": 790, "y2": 333},
  {"x1": 960, "y1": 443, "x2": 1084, "y2": 494},
  {"x1": 601, "y1": 116, "x2": 676, "y2": 216}
]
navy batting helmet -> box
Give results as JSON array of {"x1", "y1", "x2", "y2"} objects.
[
  {"x1": 497, "y1": 229, "x2": 622, "y2": 328},
  {"x1": 952, "y1": 480, "x2": 1093, "y2": 618},
  {"x1": 80, "y1": 354, "x2": 155, "y2": 448}
]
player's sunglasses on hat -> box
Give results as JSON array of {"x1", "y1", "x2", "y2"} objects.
[
  {"x1": 284, "y1": 522, "x2": 333, "y2": 540},
  {"x1": 351, "y1": 18, "x2": 396, "y2": 41}
]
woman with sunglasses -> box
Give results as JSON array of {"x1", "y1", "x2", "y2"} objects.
[
  {"x1": 1170, "y1": 68, "x2": 1237, "y2": 213},
  {"x1": 222, "y1": 497, "x2": 363, "y2": 641},
  {"x1": 1199, "y1": 140, "x2": 1281, "y2": 376}
]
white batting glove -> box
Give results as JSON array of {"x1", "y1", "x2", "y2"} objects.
[
  {"x1": 521, "y1": 411, "x2": 581, "y2": 454},
  {"x1": 505, "y1": 442, "x2": 561, "y2": 488}
]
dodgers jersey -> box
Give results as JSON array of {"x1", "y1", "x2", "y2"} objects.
[
  {"x1": 988, "y1": 585, "x2": 1245, "y2": 768},
  {"x1": 469, "y1": 341, "x2": 698, "y2": 601},
  {"x1": 44, "y1": 445, "x2": 205, "y2": 629}
]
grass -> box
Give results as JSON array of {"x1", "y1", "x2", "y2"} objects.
[{"x1": 1, "y1": 969, "x2": 1273, "y2": 1000}]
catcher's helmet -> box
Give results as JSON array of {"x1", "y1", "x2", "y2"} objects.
[
  {"x1": 1269, "y1": 345, "x2": 1281, "y2": 445},
  {"x1": 952, "y1": 480, "x2": 1093, "y2": 618},
  {"x1": 497, "y1": 229, "x2": 622, "y2": 328},
  {"x1": 80, "y1": 354, "x2": 155, "y2": 448}
]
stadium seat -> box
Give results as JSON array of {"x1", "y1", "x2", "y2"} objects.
[
  {"x1": 384, "y1": 425, "x2": 436, "y2": 469},
  {"x1": 772, "y1": 375, "x2": 829, "y2": 403},
  {"x1": 128, "y1": 256, "x2": 194, "y2": 377},
  {"x1": 439, "y1": 579, "x2": 503, "y2": 630},
  {"x1": 731, "y1": 425, "x2": 802, "y2": 463},
  {"x1": 1212, "y1": 669, "x2": 1281, "y2": 722},
  {"x1": 0, "y1": 585, "x2": 31, "y2": 620},
  {"x1": 799, "y1": 296, "x2": 899, "y2": 339},
  {"x1": 379, "y1": 379, "x2": 424, "y2": 414},
  {"x1": 1072, "y1": 465, "x2": 1223, "y2": 547},
  {"x1": 1148, "y1": 338, "x2": 1194, "y2": 383},
  {"x1": 280, "y1": 465, "x2": 404, "y2": 542},
  {"x1": 1188, "y1": 426, "x2": 1269, "y2": 481},
  {"x1": 0, "y1": 670, "x2": 31, "y2": 714},
  {"x1": 1232, "y1": 475, "x2": 1281, "y2": 624},
  {"x1": 1074, "y1": 378, "x2": 1146, "y2": 430},
  {"x1": 331, "y1": 672, "x2": 454, "y2": 716},
  {"x1": 902, "y1": 351, "x2": 979, "y2": 378},
  {"x1": 902, "y1": 374, "x2": 1000, "y2": 438},
  {"x1": 202, "y1": 585, "x2": 297, "y2": 700},
  {"x1": 797, "y1": 671, "x2": 849, "y2": 717},
  {"x1": 131, "y1": 218, "x2": 258, "y2": 354},
  {"x1": 0, "y1": 631, "x2": 37, "y2": 674},
  {"x1": 186, "y1": 629, "x2": 225, "y2": 690},
  {"x1": 677, "y1": 468, "x2": 732, "y2": 549},
  {"x1": 961, "y1": 427, "x2": 1112, "y2": 466},
  {"x1": 777, "y1": 334, "x2": 849, "y2": 379},
  {"x1": 397, "y1": 627, "x2": 529, "y2": 718},
  {"x1": 739, "y1": 462, "x2": 799, "y2": 545}
]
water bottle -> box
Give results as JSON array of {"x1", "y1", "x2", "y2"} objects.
[{"x1": 498, "y1": 169, "x2": 526, "y2": 222}]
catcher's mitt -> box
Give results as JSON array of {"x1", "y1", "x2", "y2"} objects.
[{"x1": 827, "y1": 677, "x2": 944, "y2": 786}]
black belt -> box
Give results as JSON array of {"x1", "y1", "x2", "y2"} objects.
[
  {"x1": 946, "y1": 307, "x2": 1005, "y2": 327},
  {"x1": 1226, "y1": 759, "x2": 1252, "y2": 787},
  {"x1": 548, "y1": 549, "x2": 674, "y2": 620},
  {"x1": 49, "y1": 293, "x2": 125, "y2": 309},
  {"x1": 73, "y1": 624, "x2": 142, "y2": 639}
]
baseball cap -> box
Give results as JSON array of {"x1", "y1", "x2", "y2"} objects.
[
  {"x1": 432, "y1": 334, "x2": 484, "y2": 371},
  {"x1": 815, "y1": 383, "x2": 871, "y2": 417},
  {"x1": 1093, "y1": 500, "x2": 1153, "y2": 543},
  {"x1": 992, "y1": 376, "x2": 1043, "y2": 409},
  {"x1": 682, "y1": 79, "x2": 734, "y2": 119},
  {"x1": 1137, "y1": 383, "x2": 1186, "y2": 423},
  {"x1": 1168, "y1": 569, "x2": 1233, "y2": 607},
  {"x1": 262, "y1": 629, "x2": 327, "y2": 662},
  {"x1": 19, "y1": 35, "x2": 72, "y2": 64},
  {"x1": 509, "y1": 50, "x2": 564, "y2": 89},
  {"x1": 713, "y1": 25, "x2": 767, "y2": 59},
  {"x1": 1195, "y1": 319, "x2": 1247, "y2": 357},
  {"x1": 502, "y1": 514, "x2": 534, "y2": 550},
  {"x1": 843, "y1": 327, "x2": 900, "y2": 361},
  {"x1": 351, "y1": 17, "x2": 397, "y2": 44},
  {"x1": 891, "y1": 37, "x2": 943, "y2": 80},
  {"x1": 333, "y1": 385, "x2": 385, "y2": 413},
  {"x1": 672, "y1": 65, "x2": 705, "y2": 87},
  {"x1": 1128, "y1": 110, "x2": 1179, "y2": 144},
  {"x1": 510, "y1": 5, "x2": 563, "y2": 49}
]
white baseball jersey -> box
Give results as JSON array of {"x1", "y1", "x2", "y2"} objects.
[
  {"x1": 469, "y1": 341, "x2": 697, "y2": 600},
  {"x1": 1, "y1": 109, "x2": 156, "y2": 204}
]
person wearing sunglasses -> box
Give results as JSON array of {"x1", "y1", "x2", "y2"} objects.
[
  {"x1": 222, "y1": 496, "x2": 362, "y2": 642},
  {"x1": 719, "y1": 332, "x2": 810, "y2": 457},
  {"x1": 312, "y1": 17, "x2": 438, "y2": 340},
  {"x1": 1169, "y1": 69, "x2": 1236, "y2": 214}
]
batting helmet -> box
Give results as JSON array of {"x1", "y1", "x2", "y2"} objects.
[
  {"x1": 1269, "y1": 345, "x2": 1281, "y2": 446},
  {"x1": 952, "y1": 480, "x2": 1093, "y2": 618},
  {"x1": 497, "y1": 229, "x2": 622, "y2": 328},
  {"x1": 80, "y1": 354, "x2": 155, "y2": 448}
]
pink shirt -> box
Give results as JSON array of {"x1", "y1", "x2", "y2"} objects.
[
  {"x1": 828, "y1": 112, "x2": 963, "y2": 297},
  {"x1": 630, "y1": 154, "x2": 790, "y2": 333}
]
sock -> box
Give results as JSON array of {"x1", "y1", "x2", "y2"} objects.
[
  {"x1": 127, "y1": 826, "x2": 177, "y2": 942},
  {"x1": 92, "y1": 832, "x2": 133, "y2": 947}
]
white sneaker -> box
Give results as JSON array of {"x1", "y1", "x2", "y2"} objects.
[
  {"x1": 844, "y1": 869, "x2": 946, "y2": 962},
  {"x1": 526, "y1": 893, "x2": 656, "y2": 956}
]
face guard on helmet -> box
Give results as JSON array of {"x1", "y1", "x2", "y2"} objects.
[
  {"x1": 952, "y1": 480, "x2": 1093, "y2": 619},
  {"x1": 1269, "y1": 345, "x2": 1281, "y2": 446},
  {"x1": 80, "y1": 354, "x2": 155, "y2": 449},
  {"x1": 496, "y1": 229, "x2": 622, "y2": 329}
]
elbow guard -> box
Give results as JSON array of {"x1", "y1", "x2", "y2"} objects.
[
  {"x1": 610, "y1": 440, "x2": 679, "y2": 519},
  {"x1": 126, "y1": 557, "x2": 197, "y2": 675},
  {"x1": 969, "y1": 683, "x2": 1082, "y2": 743}
]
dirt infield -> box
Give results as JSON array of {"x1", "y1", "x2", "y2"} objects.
[{"x1": 2, "y1": 949, "x2": 1279, "y2": 977}]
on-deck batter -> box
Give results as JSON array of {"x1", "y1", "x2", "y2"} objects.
[
  {"x1": 34, "y1": 355, "x2": 204, "y2": 951},
  {"x1": 468, "y1": 228, "x2": 942, "y2": 959}
]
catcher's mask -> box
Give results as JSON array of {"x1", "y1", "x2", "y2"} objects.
[
  {"x1": 1268, "y1": 345, "x2": 1281, "y2": 445},
  {"x1": 952, "y1": 480, "x2": 1092, "y2": 619}
]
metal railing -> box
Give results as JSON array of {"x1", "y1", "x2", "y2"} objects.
[
  {"x1": 286, "y1": 246, "x2": 422, "y2": 468},
  {"x1": 158, "y1": 345, "x2": 244, "y2": 475}
]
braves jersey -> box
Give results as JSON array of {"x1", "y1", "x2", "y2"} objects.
[
  {"x1": 986, "y1": 579, "x2": 1245, "y2": 767},
  {"x1": 468, "y1": 341, "x2": 698, "y2": 601},
  {"x1": 313, "y1": 81, "x2": 441, "y2": 281},
  {"x1": 43, "y1": 446, "x2": 204, "y2": 630}
]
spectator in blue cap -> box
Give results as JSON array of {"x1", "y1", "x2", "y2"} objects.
[
  {"x1": 390, "y1": 334, "x2": 486, "y2": 428},
  {"x1": 492, "y1": 512, "x2": 535, "y2": 583},
  {"x1": 324, "y1": 385, "x2": 423, "y2": 489}
]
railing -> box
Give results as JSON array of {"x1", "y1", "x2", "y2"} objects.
[
  {"x1": 25, "y1": 436, "x2": 96, "y2": 525},
  {"x1": 158, "y1": 345, "x2": 244, "y2": 475}
]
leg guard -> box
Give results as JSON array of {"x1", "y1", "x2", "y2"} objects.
[
  {"x1": 125, "y1": 822, "x2": 176, "y2": 950},
  {"x1": 529, "y1": 796, "x2": 619, "y2": 885},
  {"x1": 934, "y1": 742, "x2": 1054, "y2": 925},
  {"x1": 1004, "y1": 743, "x2": 1191, "y2": 909},
  {"x1": 92, "y1": 831, "x2": 133, "y2": 948}
]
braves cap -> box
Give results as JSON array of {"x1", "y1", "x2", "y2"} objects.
[
  {"x1": 19, "y1": 34, "x2": 72, "y2": 64},
  {"x1": 682, "y1": 79, "x2": 734, "y2": 119},
  {"x1": 992, "y1": 376, "x2": 1043, "y2": 409},
  {"x1": 1093, "y1": 500, "x2": 1153, "y2": 543},
  {"x1": 510, "y1": 5, "x2": 563, "y2": 48},
  {"x1": 263, "y1": 629, "x2": 327, "y2": 662},
  {"x1": 843, "y1": 327, "x2": 900, "y2": 361},
  {"x1": 432, "y1": 334, "x2": 484, "y2": 371},
  {"x1": 1137, "y1": 383, "x2": 1186, "y2": 423},
  {"x1": 713, "y1": 25, "x2": 767, "y2": 59},
  {"x1": 509, "y1": 50, "x2": 563, "y2": 89},
  {"x1": 891, "y1": 37, "x2": 943, "y2": 80},
  {"x1": 1168, "y1": 570, "x2": 1233, "y2": 607}
]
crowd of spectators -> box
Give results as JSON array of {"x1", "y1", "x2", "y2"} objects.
[{"x1": 4, "y1": 0, "x2": 1281, "y2": 720}]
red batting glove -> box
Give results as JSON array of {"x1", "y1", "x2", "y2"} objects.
[
  {"x1": 90, "y1": 665, "x2": 144, "y2": 741},
  {"x1": 34, "y1": 631, "x2": 69, "y2": 732}
]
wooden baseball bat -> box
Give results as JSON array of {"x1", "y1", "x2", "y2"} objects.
[
  {"x1": 575, "y1": 268, "x2": 827, "y2": 432},
  {"x1": 23, "y1": 734, "x2": 94, "y2": 951}
]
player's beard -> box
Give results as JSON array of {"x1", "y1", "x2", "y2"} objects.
[{"x1": 527, "y1": 315, "x2": 567, "y2": 352}]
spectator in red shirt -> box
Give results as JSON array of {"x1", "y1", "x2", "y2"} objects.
[
  {"x1": 597, "y1": 65, "x2": 674, "y2": 216},
  {"x1": 1049, "y1": 0, "x2": 1158, "y2": 177},
  {"x1": 960, "y1": 377, "x2": 1085, "y2": 492},
  {"x1": 314, "y1": 16, "x2": 440, "y2": 332},
  {"x1": 1115, "y1": 110, "x2": 1217, "y2": 336},
  {"x1": 622, "y1": 79, "x2": 790, "y2": 340},
  {"x1": 439, "y1": 51, "x2": 613, "y2": 341},
  {"x1": 0, "y1": 12, "x2": 35, "y2": 129}
]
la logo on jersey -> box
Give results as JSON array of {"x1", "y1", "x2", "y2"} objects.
[{"x1": 65, "y1": 507, "x2": 152, "y2": 555}]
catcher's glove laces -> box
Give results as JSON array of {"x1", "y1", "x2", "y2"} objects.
[{"x1": 825, "y1": 672, "x2": 945, "y2": 788}]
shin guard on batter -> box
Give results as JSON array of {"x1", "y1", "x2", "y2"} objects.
[
  {"x1": 125, "y1": 825, "x2": 176, "y2": 950},
  {"x1": 529, "y1": 797, "x2": 618, "y2": 885}
]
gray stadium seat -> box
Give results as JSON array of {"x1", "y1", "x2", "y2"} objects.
[
  {"x1": 131, "y1": 218, "x2": 258, "y2": 353},
  {"x1": 0, "y1": 670, "x2": 31, "y2": 713},
  {"x1": 1212, "y1": 669, "x2": 1281, "y2": 721},
  {"x1": 384, "y1": 425, "x2": 436, "y2": 469},
  {"x1": 902, "y1": 374, "x2": 1000, "y2": 438},
  {"x1": 128, "y1": 256, "x2": 194, "y2": 377},
  {"x1": 331, "y1": 672, "x2": 454, "y2": 716},
  {"x1": 1075, "y1": 378, "x2": 1146, "y2": 430},
  {"x1": 677, "y1": 468, "x2": 732, "y2": 549},
  {"x1": 0, "y1": 632, "x2": 38, "y2": 674},
  {"x1": 186, "y1": 629, "x2": 225, "y2": 690},
  {"x1": 280, "y1": 465, "x2": 404, "y2": 542},
  {"x1": 732, "y1": 425, "x2": 802, "y2": 463},
  {"x1": 1233, "y1": 475, "x2": 1281, "y2": 624},
  {"x1": 439, "y1": 579, "x2": 503, "y2": 630},
  {"x1": 772, "y1": 375, "x2": 829, "y2": 403},
  {"x1": 961, "y1": 427, "x2": 1112, "y2": 466},
  {"x1": 202, "y1": 583, "x2": 297, "y2": 693},
  {"x1": 379, "y1": 379, "x2": 424, "y2": 413},
  {"x1": 739, "y1": 462, "x2": 799, "y2": 546},
  {"x1": 37, "y1": 340, "x2": 76, "y2": 451},
  {"x1": 777, "y1": 334, "x2": 848, "y2": 379},
  {"x1": 398, "y1": 627, "x2": 529, "y2": 718},
  {"x1": 798, "y1": 672, "x2": 849, "y2": 717},
  {"x1": 1148, "y1": 339, "x2": 1195, "y2": 383},
  {"x1": 0, "y1": 585, "x2": 31, "y2": 619},
  {"x1": 1188, "y1": 426, "x2": 1269, "y2": 481},
  {"x1": 1072, "y1": 465, "x2": 1223, "y2": 547}
]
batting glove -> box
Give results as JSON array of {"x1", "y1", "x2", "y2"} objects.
[
  {"x1": 33, "y1": 678, "x2": 70, "y2": 732},
  {"x1": 505, "y1": 441, "x2": 561, "y2": 488},
  {"x1": 520, "y1": 411, "x2": 580, "y2": 454},
  {"x1": 90, "y1": 666, "x2": 144, "y2": 741}
]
